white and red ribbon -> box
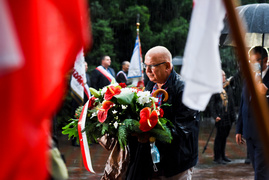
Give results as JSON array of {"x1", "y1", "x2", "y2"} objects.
[{"x1": 78, "y1": 100, "x2": 95, "y2": 173}]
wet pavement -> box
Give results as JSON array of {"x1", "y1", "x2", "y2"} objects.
[{"x1": 57, "y1": 117, "x2": 254, "y2": 180}]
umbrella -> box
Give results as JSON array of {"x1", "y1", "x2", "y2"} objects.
[{"x1": 220, "y1": 3, "x2": 269, "y2": 48}]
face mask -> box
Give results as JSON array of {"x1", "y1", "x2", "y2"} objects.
[{"x1": 251, "y1": 62, "x2": 261, "y2": 72}]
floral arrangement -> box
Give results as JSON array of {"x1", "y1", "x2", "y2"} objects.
[{"x1": 62, "y1": 82, "x2": 173, "y2": 148}]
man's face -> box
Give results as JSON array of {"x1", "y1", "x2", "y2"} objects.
[
  {"x1": 222, "y1": 71, "x2": 226, "y2": 83},
  {"x1": 102, "y1": 56, "x2": 111, "y2": 67},
  {"x1": 123, "y1": 63, "x2": 129, "y2": 72},
  {"x1": 249, "y1": 53, "x2": 268, "y2": 71},
  {"x1": 249, "y1": 53, "x2": 262, "y2": 64},
  {"x1": 144, "y1": 53, "x2": 168, "y2": 84},
  {"x1": 85, "y1": 62, "x2": 88, "y2": 72}
]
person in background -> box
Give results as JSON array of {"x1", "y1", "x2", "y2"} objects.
[
  {"x1": 236, "y1": 46, "x2": 269, "y2": 180},
  {"x1": 84, "y1": 61, "x2": 91, "y2": 87},
  {"x1": 126, "y1": 46, "x2": 200, "y2": 180},
  {"x1": 90, "y1": 55, "x2": 115, "y2": 90},
  {"x1": 116, "y1": 61, "x2": 130, "y2": 84},
  {"x1": 210, "y1": 70, "x2": 236, "y2": 164}
]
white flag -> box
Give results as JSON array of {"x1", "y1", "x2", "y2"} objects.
[
  {"x1": 181, "y1": 0, "x2": 226, "y2": 111},
  {"x1": 0, "y1": 0, "x2": 24, "y2": 75},
  {"x1": 70, "y1": 49, "x2": 88, "y2": 104},
  {"x1": 128, "y1": 35, "x2": 142, "y2": 78}
]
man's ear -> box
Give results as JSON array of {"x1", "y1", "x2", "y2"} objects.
[
  {"x1": 264, "y1": 57, "x2": 268, "y2": 64},
  {"x1": 166, "y1": 62, "x2": 171, "y2": 70}
]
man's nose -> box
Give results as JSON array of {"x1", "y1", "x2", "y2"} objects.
[{"x1": 146, "y1": 67, "x2": 152, "y2": 73}]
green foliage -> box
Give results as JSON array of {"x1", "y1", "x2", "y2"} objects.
[
  {"x1": 114, "y1": 91, "x2": 135, "y2": 105},
  {"x1": 62, "y1": 119, "x2": 79, "y2": 140},
  {"x1": 85, "y1": 0, "x2": 193, "y2": 72}
]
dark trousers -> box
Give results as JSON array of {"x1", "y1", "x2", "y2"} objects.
[
  {"x1": 247, "y1": 138, "x2": 269, "y2": 180},
  {"x1": 214, "y1": 125, "x2": 231, "y2": 160}
]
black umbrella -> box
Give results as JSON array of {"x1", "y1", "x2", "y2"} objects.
[
  {"x1": 220, "y1": 3, "x2": 269, "y2": 47},
  {"x1": 220, "y1": 3, "x2": 269, "y2": 77}
]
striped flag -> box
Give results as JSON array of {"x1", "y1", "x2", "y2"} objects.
[{"x1": 128, "y1": 34, "x2": 144, "y2": 87}]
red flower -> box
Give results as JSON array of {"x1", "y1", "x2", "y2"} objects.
[
  {"x1": 104, "y1": 86, "x2": 121, "y2": 100},
  {"x1": 97, "y1": 101, "x2": 114, "y2": 123},
  {"x1": 88, "y1": 97, "x2": 97, "y2": 109},
  {"x1": 139, "y1": 107, "x2": 158, "y2": 132},
  {"x1": 159, "y1": 108, "x2": 164, "y2": 118},
  {"x1": 119, "y1": 83, "x2": 127, "y2": 88}
]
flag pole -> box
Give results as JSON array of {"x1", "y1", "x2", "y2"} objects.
[
  {"x1": 136, "y1": 14, "x2": 140, "y2": 35},
  {"x1": 222, "y1": 0, "x2": 269, "y2": 164},
  {"x1": 136, "y1": 13, "x2": 144, "y2": 87}
]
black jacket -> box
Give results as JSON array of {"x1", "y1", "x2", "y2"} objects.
[
  {"x1": 90, "y1": 67, "x2": 115, "y2": 90},
  {"x1": 236, "y1": 70, "x2": 269, "y2": 140},
  {"x1": 210, "y1": 85, "x2": 236, "y2": 127},
  {"x1": 126, "y1": 69, "x2": 200, "y2": 179},
  {"x1": 116, "y1": 70, "x2": 128, "y2": 84}
]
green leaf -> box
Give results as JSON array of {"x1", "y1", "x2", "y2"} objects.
[
  {"x1": 62, "y1": 119, "x2": 79, "y2": 140},
  {"x1": 114, "y1": 92, "x2": 135, "y2": 105},
  {"x1": 89, "y1": 87, "x2": 101, "y2": 98},
  {"x1": 118, "y1": 125, "x2": 127, "y2": 148}
]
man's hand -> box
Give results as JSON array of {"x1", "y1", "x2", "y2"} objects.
[
  {"x1": 236, "y1": 134, "x2": 245, "y2": 145},
  {"x1": 257, "y1": 83, "x2": 268, "y2": 95},
  {"x1": 216, "y1": 117, "x2": 221, "y2": 122}
]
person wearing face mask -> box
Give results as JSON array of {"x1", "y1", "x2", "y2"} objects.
[{"x1": 236, "y1": 46, "x2": 269, "y2": 180}]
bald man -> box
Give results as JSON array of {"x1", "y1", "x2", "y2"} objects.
[
  {"x1": 126, "y1": 46, "x2": 200, "y2": 180},
  {"x1": 116, "y1": 61, "x2": 130, "y2": 84}
]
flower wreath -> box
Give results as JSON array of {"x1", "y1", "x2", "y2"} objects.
[{"x1": 62, "y1": 82, "x2": 173, "y2": 149}]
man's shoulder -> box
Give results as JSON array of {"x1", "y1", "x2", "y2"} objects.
[
  {"x1": 108, "y1": 67, "x2": 115, "y2": 72},
  {"x1": 170, "y1": 71, "x2": 184, "y2": 89},
  {"x1": 91, "y1": 68, "x2": 100, "y2": 73},
  {"x1": 116, "y1": 70, "x2": 124, "y2": 76}
]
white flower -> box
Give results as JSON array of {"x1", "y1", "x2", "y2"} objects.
[
  {"x1": 113, "y1": 121, "x2": 119, "y2": 129},
  {"x1": 90, "y1": 111, "x2": 97, "y2": 119},
  {"x1": 121, "y1": 105, "x2": 128, "y2": 109},
  {"x1": 101, "y1": 86, "x2": 107, "y2": 95},
  {"x1": 150, "y1": 97, "x2": 158, "y2": 103},
  {"x1": 112, "y1": 110, "x2": 117, "y2": 114},
  {"x1": 111, "y1": 82, "x2": 119, "y2": 87},
  {"x1": 137, "y1": 91, "x2": 151, "y2": 105}
]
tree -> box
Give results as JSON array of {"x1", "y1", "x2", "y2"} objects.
[{"x1": 85, "y1": 0, "x2": 193, "y2": 72}]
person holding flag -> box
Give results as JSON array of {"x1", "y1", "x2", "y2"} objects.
[{"x1": 90, "y1": 55, "x2": 115, "y2": 90}]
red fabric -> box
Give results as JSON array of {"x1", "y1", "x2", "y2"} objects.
[{"x1": 0, "y1": 0, "x2": 91, "y2": 179}]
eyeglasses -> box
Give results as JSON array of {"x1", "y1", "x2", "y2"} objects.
[{"x1": 143, "y1": 62, "x2": 166, "y2": 69}]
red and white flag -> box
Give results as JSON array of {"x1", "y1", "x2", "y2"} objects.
[
  {"x1": 181, "y1": 0, "x2": 226, "y2": 111},
  {"x1": 78, "y1": 100, "x2": 95, "y2": 173},
  {"x1": 71, "y1": 49, "x2": 90, "y2": 104},
  {"x1": 0, "y1": 0, "x2": 91, "y2": 179}
]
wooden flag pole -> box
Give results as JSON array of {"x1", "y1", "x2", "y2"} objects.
[{"x1": 222, "y1": 0, "x2": 269, "y2": 163}]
